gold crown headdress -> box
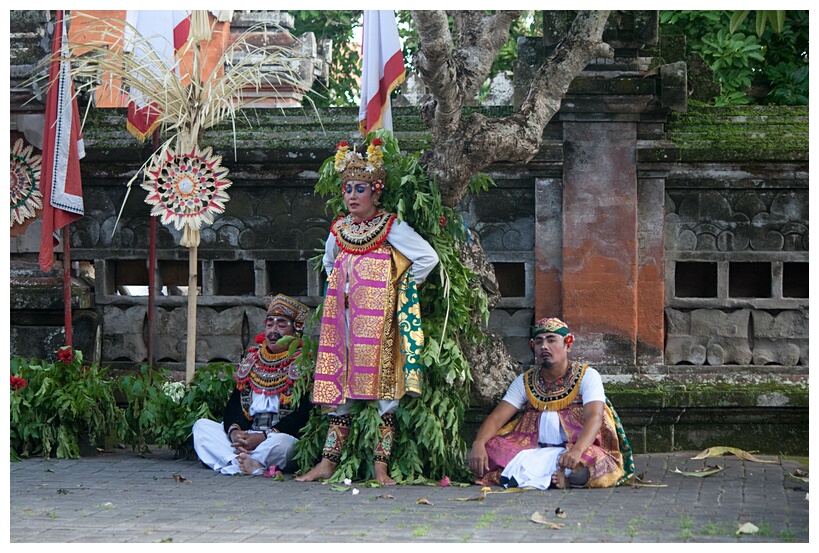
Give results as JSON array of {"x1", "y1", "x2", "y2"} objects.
[
  {"x1": 266, "y1": 294, "x2": 309, "y2": 331},
  {"x1": 333, "y1": 138, "x2": 386, "y2": 191}
]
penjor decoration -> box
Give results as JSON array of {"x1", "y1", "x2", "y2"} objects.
[
  {"x1": 142, "y1": 144, "x2": 231, "y2": 247},
  {"x1": 10, "y1": 138, "x2": 43, "y2": 227}
]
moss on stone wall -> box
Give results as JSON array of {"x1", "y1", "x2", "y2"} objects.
[
  {"x1": 606, "y1": 381, "x2": 809, "y2": 409},
  {"x1": 666, "y1": 105, "x2": 808, "y2": 161}
]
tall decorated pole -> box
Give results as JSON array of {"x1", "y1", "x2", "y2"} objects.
[
  {"x1": 30, "y1": 11, "x2": 315, "y2": 381},
  {"x1": 141, "y1": 12, "x2": 232, "y2": 382},
  {"x1": 38, "y1": 10, "x2": 86, "y2": 347}
]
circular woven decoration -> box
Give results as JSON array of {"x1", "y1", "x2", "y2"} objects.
[
  {"x1": 10, "y1": 138, "x2": 43, "y2": 227},
  {"x1": 142, "y1": 144, "x2": 231, "y2": 231}
]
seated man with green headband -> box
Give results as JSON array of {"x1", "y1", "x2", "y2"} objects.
[{"x1": 468, "y1": 317, "x2": 634, "y2": 489}]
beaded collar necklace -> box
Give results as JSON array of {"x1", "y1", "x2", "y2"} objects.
[
  {"x1": 332, "y1": 211, "x2": 396, "y2": 254},
  {"x1": 524, "y1": 360, "x2": 586, "y2": 412},
  {"x1": 235, "y1": 344, "x2": 302, "y2": 396}
]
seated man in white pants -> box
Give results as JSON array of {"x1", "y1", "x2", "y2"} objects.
[
  {"x1": 468, "y1": 317, "x2": 634, "y2": 490},
  {"x1": 193, "y1": 294, "x2": 311, "y2": 475}
]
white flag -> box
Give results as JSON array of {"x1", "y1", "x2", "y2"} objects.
[{"x1": 358, "y1": 10, "x2": 406, "y2": 136}]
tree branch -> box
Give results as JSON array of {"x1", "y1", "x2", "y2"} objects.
[{"x1": 414, "y1": 10, "x2": 612, "y2": 207}]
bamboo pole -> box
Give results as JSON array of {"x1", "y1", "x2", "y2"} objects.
[
  {"x1": 62, "y1": 226, "x2": 73, "y2": 347},
  {"x1": 185, "y1": 240, "x2": 197, "y2": 383}
]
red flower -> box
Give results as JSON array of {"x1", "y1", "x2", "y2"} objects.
[
  {"x1": 254, "y1": 333, "x2": 265, "y2": 344},
  {"x1": 371, "y1": 138, "x2": 383, "y2": 147},
  {"x1": 440, "y1": 215, "x2": 447, "y2": 227},
  {"x1": 10, "y1": 375, "x2": 27, "y2": 391},
  {"x1": 336, "y1": 141, "x2": 349, "y2": 150},
  {"x1": 57, "y1": 346, "x2": 74, "y2": 364}
]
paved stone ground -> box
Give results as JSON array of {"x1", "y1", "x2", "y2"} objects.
[{"x1": 8, "y1": 449, "x2": 809, "y2": 543}]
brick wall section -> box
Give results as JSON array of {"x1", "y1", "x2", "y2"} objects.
[{"x1": 561, "y1": 122, "x2": 639, "y2": 365}]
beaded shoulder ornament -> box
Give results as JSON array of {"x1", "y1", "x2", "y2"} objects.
[{"x1": 235, "y1": 342, "x2": 302, "y2": 397}]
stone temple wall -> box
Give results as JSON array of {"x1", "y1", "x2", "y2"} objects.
[{"x1": 663, "y1": 162, "x2": 809, "y2": 370}]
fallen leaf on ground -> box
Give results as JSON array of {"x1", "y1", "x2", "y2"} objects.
[
  {"x1": 737, "y1": 522, "x2": 759, "y2": 535},
  {"x1": 788, "y1": 469, "x2": 809, "y2": 483},
  {"x1": 375, "y1": 494, "x2": 395, "y2": 500},
  {"x1": 416, "y1": 497, "x2": 433, "y2": 505},
  {"x1": 625, "y1": 474, "x2": 668, "y2": 488},
  {"x1": 330, "y1": 484, "x2": 350, "y2": 492},
  {"x1": 172, "y1": 473, "x2": 191, "y2": 483},
  {"x1": 531, "y1": 511, "x2": 564, "y2": 528},
  {"x1": 691, "y1": 446, "x2": 777, "y2": 463},
  {"x1": 672, "y1": 465, "x2": 726, "y2": 477},
  {"x1": 555, "y1": 507, "x2": 567, "y2": 519}
]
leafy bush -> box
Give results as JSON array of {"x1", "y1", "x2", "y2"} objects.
[
  {"x1": 10, "y1": 349, "x2": 236, "y2": 460},
  {"x1": 660, "y1": 10, "x2": 808, "y2": 106},
  {"x1": 10, "y1": 347, "x2": 122, "y2": 460},
  {"x1": 118, "y1": 362, "x2": 235, "y2": 456}
]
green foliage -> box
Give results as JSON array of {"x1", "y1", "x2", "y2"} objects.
[
  {"x1": 295, "y1": 129, "x2": 490, "y2": 483},
  {"x1": 660, "y1": 10, "x2": 808, "y2": 106},
  {"x1": 118, "y1": 365, "x2": 179, "y2": 454},
  {"x1": 728, "y1": 10, "x2": 786, "y2": 36},
  {"x1": 10, "y1": 349, "x2": 236, "y2": 460},
  {"x1": 10, "y1": 347, "x2": 122, "y2": 460},
  {"x1": 118, "y1": 362, "x2": 235, "y2": 455}
]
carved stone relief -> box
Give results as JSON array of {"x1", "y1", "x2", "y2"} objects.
[{"x1": 665, "y1": 189, "x2": 808, "y2": 252}]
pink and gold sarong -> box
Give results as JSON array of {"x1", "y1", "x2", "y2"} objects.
[{"x1": 313, "y1": 241, "x2": 422, "y2": 405}]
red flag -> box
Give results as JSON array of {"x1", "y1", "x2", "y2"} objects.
[
  {"x1": 358, "y1": 10, "x2": 406, "y2": 136},
  {"x1": 124, "y1": 10, "x2": 191, "y2": 141},
  {"x1": 39, "y1": 10, "x2": 85, "y2": 273}
]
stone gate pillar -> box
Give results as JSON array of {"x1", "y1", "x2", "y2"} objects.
[
  {"x1": 561, "y1": 121, "x2": 639, "y2": 365},
  {"x1": 527, "y1": 11, "x2": 674, "y2": 369}
]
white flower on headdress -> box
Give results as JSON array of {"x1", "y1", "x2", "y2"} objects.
[{"x1": 334, "y1": 141, "x2": 352, "y2": 172}]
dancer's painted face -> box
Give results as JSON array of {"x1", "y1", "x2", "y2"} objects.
[{"x1": 343, "y1": 180, "x2": 380, "y2": 220}]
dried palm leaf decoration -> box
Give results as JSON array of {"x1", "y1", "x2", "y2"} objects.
[
  {"x1": 142, "y1": 144, "x2": 231, "y2": 246},
  {"x1": 10, "y1": 138, "x2": 43, "y2": 227},
  {"x1": 27, "y1": 10, "x2": 317, "y2": 245}
]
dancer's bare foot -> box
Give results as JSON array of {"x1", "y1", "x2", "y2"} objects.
[
  {"x1": 237, "y1": 452, "x2": 264, "y2": 475},
  {"x1": 295, "y1": 458, "x2": 337, "y2": 482},
  {"x1": 374, "y1": 462, "x2": 396, "y2": 486},
  {"x1": 551, "y1": 469, "x2": 568, "y2": 489}
]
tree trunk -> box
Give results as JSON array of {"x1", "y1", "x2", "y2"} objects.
[
  {"x1": 411, "y1": 10, "x2": 613, "y2": 404},
  {"x1": 413, "y1": 10, "x2": 612, "y2": 208},
  {"x1": 457, "y1": 232, "x2": 520, "y2": 408}
]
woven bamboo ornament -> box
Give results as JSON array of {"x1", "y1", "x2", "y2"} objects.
[
  {"x1": 142, "y1": 144, "x2": 231, "y2": 247},
  {"x1": 10, "y1": 138, "x2": 43, "y2": 227}
]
